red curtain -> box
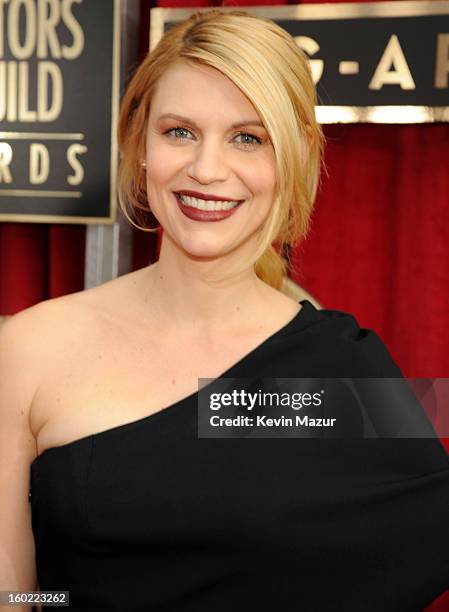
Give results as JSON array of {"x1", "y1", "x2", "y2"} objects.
[{"x1": 292, "y1": 123, "x2": 449, "y2": 379}]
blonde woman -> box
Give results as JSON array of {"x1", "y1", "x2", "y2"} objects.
[{"x1": 1, "y1": 9, "x2": 448, "y2": 611}]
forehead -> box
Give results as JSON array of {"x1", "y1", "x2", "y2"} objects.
[{"x1": 149, "y1": 62, "x2": 261, "y2": 124}]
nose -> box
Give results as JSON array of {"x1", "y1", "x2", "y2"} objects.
[{"x1": 186, "y1": 137, "x2": 230, "y2": 184}]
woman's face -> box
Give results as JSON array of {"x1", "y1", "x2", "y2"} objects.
[{"x1": 145, "y1": 61, "x2": 277, "y2": 261}]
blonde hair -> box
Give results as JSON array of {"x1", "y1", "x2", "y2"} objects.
[{"x1": 117, "y1": 8, "x2": 325, "y2": 291}]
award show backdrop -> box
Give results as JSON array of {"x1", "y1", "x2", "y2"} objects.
[{"x1": 0, "y1": 2, "x2": 448, "y2": 385}]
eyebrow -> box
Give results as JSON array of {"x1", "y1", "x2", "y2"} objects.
[{"x1": 156, "y1": 113, "x2": 265, "y2": 130}]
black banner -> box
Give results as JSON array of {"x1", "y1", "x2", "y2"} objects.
[
  {"x1": 152, "y1": 1, "x2": 449, "y2": 124},
  {"x1": 0, "y1": 0, "x2": 120, "y2": 224}
]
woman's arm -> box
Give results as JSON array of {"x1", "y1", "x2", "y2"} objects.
[{"x1": 0, "y1": 312, "x2": 41, "y2": 612}]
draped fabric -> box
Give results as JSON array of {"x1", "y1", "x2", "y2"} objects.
[
  {"x1": 0, "y1": 0, "x2": 447, "y2": 608},
  {"x1": 30, "y1": 300, "x2": 449, "y2": 610}
]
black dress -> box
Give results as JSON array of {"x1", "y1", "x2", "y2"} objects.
[{"x1": 30, "y1": 299, "x2": 449, "y2": 611}]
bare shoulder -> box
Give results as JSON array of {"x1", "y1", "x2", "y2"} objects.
[
  {"x1": 0, "y1": 293, "x2": 90, "y2": 445},
  {"x1": 7, "y1": 267, "x2": 145, "y2": 334},
  {"x1": 1, "y1": 290, "x2": 96, "y2": 365},
  {"x1": 0, "y1": 296, "x2": 71, "y2": 386},
  {"x1": 0, "y1": 269, "x2": 145, "y2": 402},
  {"x1": 60, "y1": 266, "x2": 147, "y2": 317},
  {"x1": 0, "y1": 299, "x2": 66, "y2": 472}
]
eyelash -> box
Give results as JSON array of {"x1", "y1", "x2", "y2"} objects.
[{"x1": 163, "y1": 126, "x2": 262, "y2": 149}]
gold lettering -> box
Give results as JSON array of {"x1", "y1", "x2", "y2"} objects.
[
  {"x1": 1, "y1": 0, "x2": 84, "y2": 60},
  {"x1": 295, "y1": 36, "x2": 323, "y2": 84},
  {"x1": 0, "y1": 142, "x2": 13, "y2": 184},
  {"x1": 369, "y1": 34, "x2": 415, "y2": 90},
  {"x1": 7, "y1": 60, "x2": 17, "y2": 121},
  {"x1": 0, "y1": 0, "x2": 7, "y2": 57},
  {"x1": 8, "y1": 0, "x2": 37, "y2": 60},
  {"x1": 67, "y1": 143, "x2": 87, "y2": 185},
  {"x1": 61, "y1": 0, "x2": 84, "y2": 59},
  {"x1": 0, "y1": 61, "x2": 5, "y2": 118},
  {"x1": 37, "y1": 0, "x2": 61, "y2": 59},
  {"x1": 37, "y1": 60, "x2": 63, "y2": 121},
  {"x1": 0, "y1": 60, "x2": 62, "y2": 121},
  {"x1": 435, "y1": 33, "x2": 449, "y2": 89},
  {"x1": 30, "y1": 143, "x2": 50, "y2": 184},
  {"x1": 18, "y1": 61, "x2": 36, "y2": 120}
]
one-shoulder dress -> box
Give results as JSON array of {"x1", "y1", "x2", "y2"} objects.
[{"x1": 30, "y1": 299, "x2": 449, "y2": 611}]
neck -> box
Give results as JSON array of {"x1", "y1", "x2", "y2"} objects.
[{"x1": 141, "y1": 241, "x2": 273, "y2": 337}]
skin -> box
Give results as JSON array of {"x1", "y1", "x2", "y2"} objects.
[{"x1": 141, "y1": 60, "x2": 299, "y2": 338}]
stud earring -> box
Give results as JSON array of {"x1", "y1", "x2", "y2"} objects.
[{"x1": 141, "y1": 160, "x2": 147, "y2": 168}]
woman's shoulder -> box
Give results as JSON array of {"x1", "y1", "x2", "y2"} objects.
[
  {"x1": 3, "y1": 269, "x2": 145, "y2": 356},
  {"x1": 27, "y1": 268, "x2": 143, "y2": 317},
  {"x1": 313, "y1": 302, "x2": 386, "y2": 346},
  {"x1": 290, "y1": 301, "x2": 405, "y2": 378}
]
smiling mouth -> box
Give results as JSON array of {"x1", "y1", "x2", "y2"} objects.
[
  {"x1": 173, "y1": 192, "x2": 244, "y2": 223},
  {"x1": 174, "y1": 192, "x2": 244, "y2": 212}
]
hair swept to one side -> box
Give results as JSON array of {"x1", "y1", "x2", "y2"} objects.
[{"x1": 117, "y1": 8, "x2": 326, "y2": 292}]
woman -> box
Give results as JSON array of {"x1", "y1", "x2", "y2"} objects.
[{"x1": 1, "y1": 9, "x2": 448, "y2": 611}]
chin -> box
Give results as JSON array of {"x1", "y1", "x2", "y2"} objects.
[
  {"x1": 183, "y1": 249, "x2": 228, "y2": 261},
  {"x1": 178, "y1": 241, "x2": 235, "y2": 260}
]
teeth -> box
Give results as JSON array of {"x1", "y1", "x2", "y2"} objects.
[{"x1": 177, "y1": 194, "x2": 240, "y2": 211}]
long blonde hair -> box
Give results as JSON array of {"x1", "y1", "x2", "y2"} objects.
[{"x1": 117, "y1": 8, "x2": 325, "y2": 291}]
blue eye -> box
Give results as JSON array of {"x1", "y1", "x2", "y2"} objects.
[
  {"x1": 163, "y1": 126, "x2": 262, "y2": 148},
  {"x1": 235, "y1": 133, "x2": 262, "y2": 146},
  {"x1": 164, "y1": 126, "x2": 192, "y2": 139}
]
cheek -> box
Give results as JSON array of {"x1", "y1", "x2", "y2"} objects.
[
  {"x1": 243, "y1": 157, "x2": 276, "y2": 197},
  {"x1": 146, "y1": 152, "x2": 172, "y2": 184}
]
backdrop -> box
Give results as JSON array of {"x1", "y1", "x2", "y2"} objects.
[{"x1": 0, "y1": 2, "x2": 448, "y2": 607}]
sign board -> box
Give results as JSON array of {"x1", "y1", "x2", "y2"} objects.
[
  {"x1": 150, "y1": 1, "x2": 449, "y2": 124},
  {"x1": 0, "y1": 0, "x2": 120, "y2": 224}
]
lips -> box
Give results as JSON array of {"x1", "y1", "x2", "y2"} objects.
[
  {"x1": 174, "y1": 190, "x2": 243, "y2": 203},
  {"x1": 174, "y1": 192, "x2": 244, "y2": 222}
]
